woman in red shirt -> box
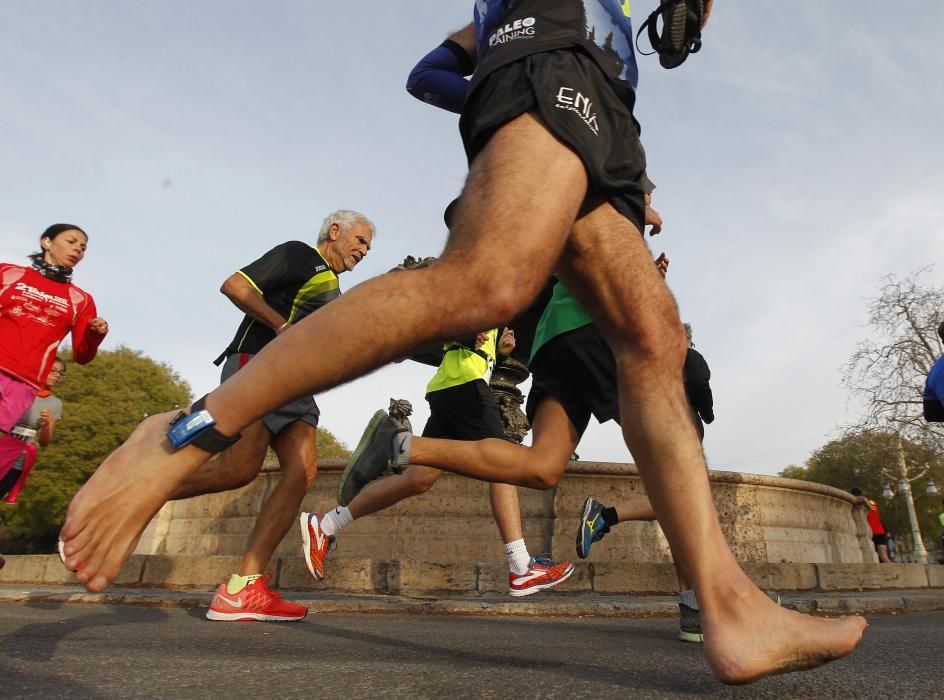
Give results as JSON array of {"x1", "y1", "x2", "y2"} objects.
[
  {"x1": 851, "y1": 488, "x2": 891, "y2": 563},
  {"x1": 0, "y1": 224, "x2": 108, "y2": 435}
]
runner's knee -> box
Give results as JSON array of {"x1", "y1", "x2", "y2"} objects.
[
  {"x1": 434, "y1": 259, "x2": 544, "y2": 328},
  {"x1": 276, "y1": 459, "x2": 311, "y2": 491},
  {"x1": 520, "y1": 453, "x2": 568, "y2": 490},
  {"x1": 611, "y1": 312, "x2": 687, "y2": 373},
  {"x1": 221, "y1": 461, "x2": 264, "y2": 490},
  {"x1": 529, "y1": 470, "x2": 561, "y2": 490}
]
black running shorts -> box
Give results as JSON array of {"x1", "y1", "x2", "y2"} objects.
[
  {"x1": 459, "y1": 48, "x2": 647, "y2": 233},
  {"x1": 0, "y1": 467, "x2": 21, "y2": 500},
  {"x1": 525, "y1": 324, "x2": 619, "y2": 439},
  {"x1": 423, "y1": 380, "x2": 508, "y2": 441},
  {"x1": 220, "y1": 353, "x2": 320, "y2": 434}
]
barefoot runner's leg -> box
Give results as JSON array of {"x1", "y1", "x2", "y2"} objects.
[
  {"x1": 60, "y1": 113, "x2": 588, "y2": 592},
  {"x1": 557, "y1": 202, "x2": 866, "y2": 684},
  {"x1": 62, "y1": 0, "x2": 867, "y2": 683}
]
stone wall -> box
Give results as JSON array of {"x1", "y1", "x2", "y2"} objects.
[{"x1": 136, "y1": 458, "x2": 875, "y2": 565}]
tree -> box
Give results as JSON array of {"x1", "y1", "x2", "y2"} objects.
[
  {"x1": 316, "y1": 428, "x2": 350, "y2": 458},
  {"x1": 843, "y1": 268, "x2": 944, "y2": 452},
  {"x1": 1, "y1": 346, "x2": 353, "y2": 553},
  {"x1": 264, "y1": 426, "x2": 350, "y2": 465},
  {"x1": 0, "y1": 346, "x2": 192, "y2": 553},
  {"x1": 779, "y1": 430, "x2": 944, "y2": 551},
  {"x1": 841, "y1": 269, "x2": 944, "y2": 559}
]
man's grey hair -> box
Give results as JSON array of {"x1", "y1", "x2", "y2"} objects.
[{"x1": 317, "y1": 210, "x2": 376, "y2": 243}]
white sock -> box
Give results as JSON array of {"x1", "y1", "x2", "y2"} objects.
[
  {"x1": 504, "y1": 538, "x2": 531, "y2": 576},
  {"x1": 393, "y1": 432, "x2": 411, "y2": 466},
  {"x1": 319, "y1": 506, "x2": 353, "y2": 537},
  {"x1": 679, "y1": 589, "x2": 699, "y2": 610}
]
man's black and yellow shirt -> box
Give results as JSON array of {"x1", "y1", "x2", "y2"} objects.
[{"x1": 220, "y1": 241, "x2": 339, "y2": 358}]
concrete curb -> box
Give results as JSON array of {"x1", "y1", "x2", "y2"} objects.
[
  {"x1": 4, "y1": 555, "x2": 943, "y2": 596},
  {"x1": 2, "y1": 584, "x2": 943, "y2": 619}
]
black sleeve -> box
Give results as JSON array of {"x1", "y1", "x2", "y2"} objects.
[
  {"x1": 238, "y1": 241, "x2": 315, "y2": 294},
  {"x1": 684, "y1": 349, "x2": 714, "y2": 424},
  {"x1": 925, "y1": 399, "x2": 944, "y2": 422}
]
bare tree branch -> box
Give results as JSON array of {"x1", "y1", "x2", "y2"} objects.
[{"x1": 842, "y1": 268, "x2": 944, "y2": 456}]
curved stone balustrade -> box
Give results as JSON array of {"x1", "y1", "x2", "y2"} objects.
[{"x1": 136, "y1": 458, "x2": 877, "y2": 565}]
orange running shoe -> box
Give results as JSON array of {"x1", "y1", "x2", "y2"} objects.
[
  {"x1": 300, "y1": 511, "x2": 334, "y2": 581},
  {"x1": 508, "y1": 554, "x2": 575, "y2": 597},
  {"x1": 206, "y1": 574, "x2": 307, "y2": 622}
]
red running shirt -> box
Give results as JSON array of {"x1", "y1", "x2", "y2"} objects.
[
  {"x1": 0, "y1": 264, "x2": 103, "y2": 388},
  {"x1": 866, "y1": 499, "x2": 886, "y2": 536}
]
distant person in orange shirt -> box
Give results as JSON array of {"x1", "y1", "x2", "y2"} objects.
[{"x1": 851, "y1": 488, "x2": 891, "y2": 563}]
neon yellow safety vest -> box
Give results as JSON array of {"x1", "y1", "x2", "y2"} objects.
[{"x1": 426, "y1": 329, "x2": 498, "y2": 395}]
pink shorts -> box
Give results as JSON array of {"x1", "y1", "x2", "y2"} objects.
[
  {"x1": 0, "y1": 372, "x2": 38, "y2": 433},
  {"x1": 0, "y1": 434, "x2": 37, "y2": 504}
]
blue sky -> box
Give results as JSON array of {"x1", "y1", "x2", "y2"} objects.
[{"x1": 2, "y1": 1, "x2": 943, "y2": 475}]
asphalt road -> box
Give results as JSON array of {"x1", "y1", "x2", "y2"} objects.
[{"x1": 0, "y1": 603, "x2": 941, "y2": 698}]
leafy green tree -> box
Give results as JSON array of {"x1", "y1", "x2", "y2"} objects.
[
  {"x1": 1, "y1": 346, "x2": 191, "y2": 553},
  {"x1": 264, "y1": 427, "x2": 350, "y2": 465},
  {"x1": 0, "y1": 345, "x2": 351, "y2": 553},
  {"x1": 779, "y1": 430, "x2": 944, "y2": 551},
  {"x1": 316, "y1": 428, "x2": 350, "y2": 458}
]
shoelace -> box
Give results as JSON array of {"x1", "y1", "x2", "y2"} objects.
[{"x1": 256, "y1": 573, "x2": 282, "y2": 599}]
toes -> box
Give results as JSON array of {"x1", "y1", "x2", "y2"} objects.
[
  {"x1": 62, "y1": 518, "x2": 100, "y2": 571},
  {"x1": 88, "y1": 573, "x2": 111, "y2": 593}
]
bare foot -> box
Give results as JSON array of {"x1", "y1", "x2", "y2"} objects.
[
  {"x1": 702, "y1": 589, "x2": 867, "y2": 685},
  {"x1": 59, "y1": 412, "x2": 213, "y2": 592}
]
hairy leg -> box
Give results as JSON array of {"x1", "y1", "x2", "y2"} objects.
[
  {"x1": 347, "y1": 465, "x2": 443, "y2": 520},
  {"x1": 60, "y1": 112, "x2": 588, "y2": 592},
  {"x1": 171, "y1": 422, "x2": 270, "y2": 500},
  {"x1": 237, "y1": 421, "x2": 318, "y2": 575},
  {"x1": 409, "y1": 398, "x2": 579, "y2": 489},
  {"x1": 557, "y1": 201, "x2": 865, "y2": 684}
]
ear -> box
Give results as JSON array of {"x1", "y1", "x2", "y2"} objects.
[{"x1": 329, "y1": 223, "x2": 341, "y2": 241}]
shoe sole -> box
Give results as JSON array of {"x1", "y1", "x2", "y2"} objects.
[
  {"x1": 337, "y1": 409, "x2": 388, "y2": 506},
  {"x1": 576, "y1": 496, "x2": 596, "y2": 559},
  {"x1": 299, "y1": 512, "x2": 325, "y2": 582},
  {"x1": 508, "y1": 563, "x2": 575, "y2": 597},
  {"x1": 206, "y1": 609, "x2": 307, "y2": 622}
]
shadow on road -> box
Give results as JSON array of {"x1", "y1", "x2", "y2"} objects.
[{"x1": 0, "y1": 601, "x2": 170, "y2": 696}]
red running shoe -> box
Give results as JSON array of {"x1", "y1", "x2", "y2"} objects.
[
  {"x1": 300, "y1": 511, "x2": 334, "y2": 581},
  {"x1": 206, "y1": 574, "x2": 307, "y2": 622},
  {"x1": 508, "y1": 554, "x2": 575, "y2": 597}
]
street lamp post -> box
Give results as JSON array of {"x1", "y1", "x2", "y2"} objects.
[{"x1": 894, "y1": 437, "x2": 928, "y2": 564}]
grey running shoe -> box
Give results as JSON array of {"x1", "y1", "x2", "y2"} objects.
[
  {"x1": 679, "y1": 590, "x2": 782, "y2": 644},
  {"x1": 678, "y1": 602, "x2": 703, "y2": 643},
  {"x1": 337, "y1": 410, "x2": 409, "y2": 506}
]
